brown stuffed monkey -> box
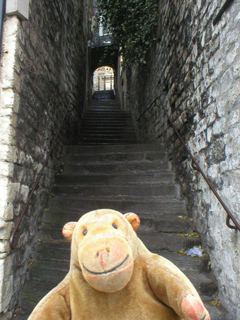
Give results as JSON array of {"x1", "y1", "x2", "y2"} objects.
[{"x1": 28, "y1": 209, "x2": 210, "y2": 320}]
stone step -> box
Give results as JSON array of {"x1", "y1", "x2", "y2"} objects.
[
  {"x1": 80, "y1": 135, "x2": 137, "y2": 142},
  {"x1": 63, "y1": 160, "x2": 170, "y2": 175},
  {"x1": 86, "y1": 105, "x2": 126, "y2": 109},
  {"x1": 79, "y1": 139, "x2": 138, "y2": 145},
  {"x1": 82, "y1": 118, "x2": 133, "y2": 123},
  {"x1": 65, "y1": 143, "x2": 164, "y2": 154},
  {"x1": 82, "y1": 116, "x2": 133, "y2": 121},
  {"x1": 51, "y1": 184, "x2": 179, "y2": 199},
  {"x1": 40, "y1": 227, "x2": 201, "y2": 253},
  {"x1": 60, "y1": 150, "x2": 167, "y2": 163},
  {"x1": 31, "y1": 242, "x2": 206, "y2": 271},
  {"x1": 27, "y1": 255, "x2": 215, "y2": 301},
  {"x1": 42, "y1": 211, "x2": 192, "y2": 233},
  {"x1": 83, "y1": 111, "x2": 132, "y2": 116},
  {"x1": 81, "y1": 123, "x2": 135, "y2": 128},
  {"x1": 79, "y1": 136, "x2": 137, "y2": 141},
  {"x1": 81, "y1": 124, "x2": 135, "y2": 134},
  {"x1": 48, "y1": 197, "x2": 186, "y2": 214},
  {"x1": 15, "y1": 280, "x2": 230, "y2": 320},
  {"x1": 55, "y1": 172, "x2": 174, "y2": 186},
  {"x1": 80, "y1": 132, "x2": 136, "y2": 137}
]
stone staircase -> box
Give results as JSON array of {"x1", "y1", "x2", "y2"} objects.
[
  {"x1": 79, "y1": 96, "x2": 137, "y2": 145},
  {"x1": 15, "y1": 93, "x2": 230, "y2": 319}
]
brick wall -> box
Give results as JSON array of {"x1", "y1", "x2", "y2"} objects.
[
  {"x1": 127, "y1": 0, "x2": 240, "y2": 317},
  {"x1": 0, "y1": 0, "x2": 91, "y2": 317}
]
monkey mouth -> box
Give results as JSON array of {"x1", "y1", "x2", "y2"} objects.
[{"x1": 83, "y1": 255, "x2": 129, "y2": 275}]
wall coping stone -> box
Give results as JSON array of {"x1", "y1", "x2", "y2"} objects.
[{"x1": 6, "y1": 0, "x2": 29, "y2": 20}]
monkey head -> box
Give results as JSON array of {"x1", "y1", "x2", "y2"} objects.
[{"x1": 62, "y1": 209, "x2": 140, "y2": 293}]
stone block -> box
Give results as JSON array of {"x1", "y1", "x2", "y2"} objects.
[
  {"x1": 1, "y1": 89, "x2": 15, "y2": 107},
  {"x1": 212, "y1": 118, "x2": 226, "y2": 136},
  {"x1": 220, "y1": 69, "x2": 233, "y2": 95},
  {"x1": 6, "y1": 0, "x2": 29, "y2": 20},
  {"x1": 0, "y1": 241, "x2": 10, "y2": 255},
  {"x1": 20, "y1": 185, "x2": 29, "y2": 204}
]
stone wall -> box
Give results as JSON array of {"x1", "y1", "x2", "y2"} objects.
[
  {"x1": 127, "y1": 0, "x2": 240, "y2": 317},
  {"x1": 0, "y1": 0, "x2": 91, "y2": 317}
]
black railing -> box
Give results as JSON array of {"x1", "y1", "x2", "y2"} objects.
[
  {"x1": 0, "y1": 0, "x2": 6, "y2": 54},
  {"x1": 213, "y1": 0, "x2": 234, "y2": 25},
  {"x1": 10, "y1": 103, "x2": 78, "y2": 249},
  {"x1": 138, "y1": 96, "x2": 240, "y2": 232}
]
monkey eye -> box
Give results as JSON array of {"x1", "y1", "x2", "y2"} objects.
[
  {"x1": 112, "y1": 223, "x2": 118, "y2": 229},
  {"x1": 83, "y1": 229, "x2": 88, "y2": 236}
]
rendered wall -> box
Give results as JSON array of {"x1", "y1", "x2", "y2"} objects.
[
  {"x1": 0, "y1": 0, "x2": 91, "y2": 317},
  {"x1": 127, "y1": 0, "x2": 240, "y2": 317}
]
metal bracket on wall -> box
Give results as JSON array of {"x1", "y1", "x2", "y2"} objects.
[{"x1": 213, "y1": 0, "x2": 234, "y2": 25}]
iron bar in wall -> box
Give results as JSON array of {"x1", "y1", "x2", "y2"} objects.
[
  {"x1": 0, "y1": 0, "x2": 6, "y2": 54},
  {"x1": 10, "y1": 103, "x2": 75, "y2": 249},
  {"x1": 213, "y1": 0, "x2": 234, "y2": 25}
]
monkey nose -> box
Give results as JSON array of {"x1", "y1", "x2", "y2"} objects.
[
  {"x1": 96, "y1": 248, "x2": 110, "y2": 257},
  {"x1": 96, "y1": 249, "x2": 110, "y2": 269}
]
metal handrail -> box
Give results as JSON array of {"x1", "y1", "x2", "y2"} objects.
[
  {"x1": 0, "y1": 0, "x2": 6, "y2": 55},
  {"x1": 213, "y1": 0, "x2": 234, "y2": 26},
  {"x1": 10, "y1": 103, "x2": 77, "y2": 249},
  {"x1": 138, "y1": 96, "x2": 240, "y2": 231}
]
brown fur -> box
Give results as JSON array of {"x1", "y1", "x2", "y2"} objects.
[{"x1": 28, "y1": 209, "x2": 210, "y2": 320}]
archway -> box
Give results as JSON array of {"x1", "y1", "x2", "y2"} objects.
[{"x1": 93, "y1": 66, "x2": 114, "y2": 92}]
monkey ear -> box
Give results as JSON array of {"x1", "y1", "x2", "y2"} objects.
[
  {"x1": 62, "y1": 222, "x2": 77, "y2": 241},
  {"x1": 124, "y1": 213, "x2": 140, "y2": 231}
]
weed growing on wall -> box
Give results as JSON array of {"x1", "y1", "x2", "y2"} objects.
[{"x1": 97, "y1": 0, "x2": 158, "y2": 66}]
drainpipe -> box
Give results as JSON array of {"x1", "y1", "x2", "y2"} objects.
[{"x1": 0, "y1": 0, "x2": 6, "y2": 54}]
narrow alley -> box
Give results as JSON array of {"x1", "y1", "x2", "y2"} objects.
[
  {"x1": 16, "y1": 92, "x2": 230, "y2": 319},
  {"x1": 0, "y1": 0, "x2": 239, "y2": 319}
]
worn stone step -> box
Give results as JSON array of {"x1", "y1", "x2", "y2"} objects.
[
  {"x1": 79, "y1": 140, "x2": 138, "y2": 145},
  {"x1": 83, "y1": 112, "x2": 132, "y2": 117},
  {"x1": 138, "y1": 231, "x2": 201, "y2": 252},
  {"x1": 65, "y1": 143, "x2": 164, "y2": 154},
  {"x1": 35, "y1": 243, "x2": 207, "y2": 272},
  {"x1": 29, "y1": 261, "x2": 69, "y2": 284},
  {"x1": 48, "y1": 197, "x2": 186, "y2": 214},
  {"x1": 42, "y1": 211, "x2": 192, "y2": 234},
  {"x1": 60, "y1": 150, "x2": 167, "y2": 164},
  {"x1": 82, "y1": 117, "x2": 133, "y2": 122},
  {"x1": 88, "y1": 106, "x2": 121, "y2": 110},
  {"x1": 81, "y1": 123, "x2": 135, "y2": 128},
  {"x1": 34, "y1": 244, "x2": 209, "y2": 274},
  {"x1": 80, "y1": 129, "x2": 135, "y2": 135},
  {"x1": 82, "y1": 118, "x2": 133, "y2": 123},
  {"x1": 79, "y1": 138, "x2": 137, "y2": 143},
  {"x1": 80, "y1": 127, "x2": 135, "y2": 132},
  {"x1": 39, "y1": 226, "x2": 199, "y2": 252},
  {"x1": 202, "y1": 302, "x2": 232, "y2": 320},
  {"x1": 88, "y1": 108, "x2": 122, "y2": 112},
  {"x1": 55, "y1": 172, "x2": 174, "y2": 186},
  {"x1": 35, "y1": 241, "x2": 71, "y2": 261},
  {"x1": 27, "y1": 248, "x2": 216, "y2": 300},
  {"x1": 63, "y1": 160, "x2": 170, "y2": 175},
  {"x1": 15, "y1": 280, "x2": 67, "y2": 319},
  {"x1": 81, "y1": 120, "x2": 134, "y2": 125},
  {"x1": 52, "y1": 184, "x2": 179, "y2": 199},
  {"x1": 80, "y1": 132, "x2": 136, "y2": 138},
  {"x1": 15, "y1": 282, "x2": 230, "y2": 320},
  {"x1": 80, "y1": 136, "x2": 137, "y2": 142}
]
